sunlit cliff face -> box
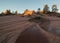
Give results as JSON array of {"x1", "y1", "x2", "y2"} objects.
[
  {"x1": 23, "y1": 10, "x2": 33, "y2": 16},
  {"x1": 23, "y1": 10, "x2": 44, "y2": 16},
  {"x1": 4, "y1": 10, "x2": 10, "y2": 14},
  {"x1": 4, "y1": 10, "x2": 8, "y2": 14},
  {"x1": 40, "y1": 10, "x2": 44, "y2": 13}
]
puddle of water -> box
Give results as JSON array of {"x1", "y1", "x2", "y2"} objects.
[
  {"x1": 56, "y1": 29, "x2": 60, "y2": 35},
  {"x1": 48, "y1": 26, "x2": 52, "y2": 32},
  {"x1": 48, "y1": 26, "x2": 60, "y2": 36}
]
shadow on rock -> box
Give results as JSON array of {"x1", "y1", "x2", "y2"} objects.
[{"x1": 15, "y1": 26, "x2": 49, "y2": 43}]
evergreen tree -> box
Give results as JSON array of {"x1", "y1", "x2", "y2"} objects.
[
  {"x1": 52, "y1": 4, "x2": 58, "y2": 12},
  {"x1": 15, "y1": 10, "x2": 18, "y2": 15},
  {"x1": 43, "y1": 4, "x2": 49, "y2": 14},
  {"x1": 37, "y1": 8, "x2": 41, "y2": 14},
  {"x1": 5, "y1": 9, "x2": 11, "y2": 15}
]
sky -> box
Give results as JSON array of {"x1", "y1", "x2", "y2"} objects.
[{"x1": 0, "y1": 0, "x2": 60, "y2": 13}]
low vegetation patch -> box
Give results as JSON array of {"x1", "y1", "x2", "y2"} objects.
[{"x1": 28, "y1": 16, "x2": 49, "y2": 23}]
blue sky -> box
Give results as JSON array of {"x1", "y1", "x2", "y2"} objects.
[{"x1": 0, "y1": 0, "x2": 60, "y2": 13}]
